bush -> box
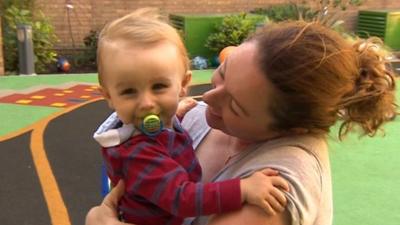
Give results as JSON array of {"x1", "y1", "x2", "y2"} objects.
[
  {"x1": 251, "y1": 4, "x2": 318, "y2": 22},
  {"x1": 252, "y1": 1, "x2": 364, "y2": 23},
  {"x1": 74, "y1": 29, "x2": 99, "y2": 70},
  {"x1": 2, "y1": 4, "x2": 58, "y2": 73},
  {"x1": 205, "y1": 13, "x2": 266, "y2": 54},
  {"x1": 251, "y1": 1, "x2": 364, "y2": 38}
]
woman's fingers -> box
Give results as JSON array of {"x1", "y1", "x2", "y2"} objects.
[
  {"x1": 103, "y1": 180, "x2": 125, "y2": 209},
  {"x1": 85, "y1": 180, "x2": 130, "y2": 225}
]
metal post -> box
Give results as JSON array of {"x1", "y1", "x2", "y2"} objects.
[{"x1": 17, "y1": 24, "x2": 35, "y2": 75}]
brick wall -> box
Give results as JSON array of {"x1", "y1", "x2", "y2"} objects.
[
  {"x1": 33, "y1": 0, "x2": 400, "y2": 49},
  {"x1": 33, "y1": 0, "x2": 289, "y2": 48},
  {"x1": 0, "y1": 17, "x2": 4, "y2": 76}
]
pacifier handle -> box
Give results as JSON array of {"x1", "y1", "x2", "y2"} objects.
[{"x1": 141, "y1": 114, "x2": 163, "y2": 136}]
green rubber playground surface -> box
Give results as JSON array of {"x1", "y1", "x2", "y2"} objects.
[
  {"x1": 0, "y1": 70, "x2": 213, "y2": 136},
  {"x1": 0, "y1": 70, "x2": 212, "y2": 90}
]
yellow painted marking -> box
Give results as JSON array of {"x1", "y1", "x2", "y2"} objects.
[
  {"x1": 31, "y1": 122, "x2": 72, "y2": 225},
  {"x1": 0, "y1": 98, "x2": 102, "y2": 142},
  {"x1": 63, "y1": 90, "x2": 73, "y2": 93},
  {"x1": 54, "y1": 93, "x2": 65, "y2": 96},
  {"x1": 80, "y1": 95, "x2": 91, "y2": 99},
  {"x1": 51, "y1": 103, "x2": 67, "y2": 107},
  {"x1": 31, "y1": 95, "x2": 46, "y2": 99},
  {"x1": 90, "y1": 86, "x2": 99, "y2": 89},
  {"x1": 16, "y1": 99, "x2": 32, "y2": 104},
  {"x1": 84, "y1": 88, "x2": 93, "y2": 91},
  {"x1": 1, "y1": 83, "x2": 207, "y2": 143},
  {"x1": 0, "y1": 98, "x2": 103, "y2": 225}
]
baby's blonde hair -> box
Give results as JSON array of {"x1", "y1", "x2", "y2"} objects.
[{"x1": 97, "y1": 8, "x2": 189, "y2": 86}]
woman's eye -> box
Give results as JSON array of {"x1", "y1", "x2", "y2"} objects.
[
  {"x1": 120, "y1": 88, "x2": 136, "y2": 95},
  {"x1": 229, "y1": 100, "x2": 240, "y2": 116},
  {"x1": 153, "y1": 83, "x2": 168, "y2": 90}
]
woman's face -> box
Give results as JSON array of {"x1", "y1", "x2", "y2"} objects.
[{"x1": 203, "y1": 42, "x2": 280, "y2": 142}]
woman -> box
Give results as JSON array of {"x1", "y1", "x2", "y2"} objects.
[{"x1": 86, "y1": 21, "x2": 397, "y2": 225}]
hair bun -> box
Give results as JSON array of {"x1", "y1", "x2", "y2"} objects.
[{"x1": 338, "y1": 38, "x2": 397, "y2": 137}]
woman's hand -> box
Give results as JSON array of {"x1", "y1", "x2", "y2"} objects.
[{"x1": 85, "y1": 181, "x2": 133, "y2": 225}]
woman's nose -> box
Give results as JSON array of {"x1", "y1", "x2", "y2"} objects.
[
  {"x1": 203, "y1": 86, "x2": 222, "y2": 105},
  {"x1": 203, "y1": 68, "x2": 226, "y2": 105}
]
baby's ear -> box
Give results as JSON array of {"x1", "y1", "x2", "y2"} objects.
[
  {"x1": 180, "y1": 70, "x2": 192, "y2": 97},
  {"x1": 99, "y1": 86, "x2": 114, "y2": 109}
]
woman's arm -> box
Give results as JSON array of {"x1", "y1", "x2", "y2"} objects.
[
  {"x1": 207, "y1": 204, "x2": 291, "y2": 225},
  {"x1": 207, "y1": 139, "x2": 330, "y2": 225}
]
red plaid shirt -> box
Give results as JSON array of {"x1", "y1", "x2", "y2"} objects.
[{"x1": 102, "y1": 124, "x2": 241, "y2": 225}]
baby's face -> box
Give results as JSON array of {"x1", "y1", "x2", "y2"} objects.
[{"x1": 100, "y1": 41, "x2": 189, "y2": 129}]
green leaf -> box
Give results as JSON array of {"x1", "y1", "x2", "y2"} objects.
[
  {"x1": 2, "y1": 3, "x2": 58, "y2": 73},
  {"x1": 205, "y1": 13, "x2": 265, "y2": 54}
]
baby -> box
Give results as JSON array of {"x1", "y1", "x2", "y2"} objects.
[{"x1": 93, "y1": 8, "x2": 288, "y2": 225}]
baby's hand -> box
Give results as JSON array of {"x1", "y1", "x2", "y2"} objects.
[
  {"x1": 240, "y1": 168, "x2": 289, "y2": 215},
  {"x1": 176, "y1": 98, "x2": 197, "y2": 119}
]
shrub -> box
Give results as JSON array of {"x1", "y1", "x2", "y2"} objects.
[
  {"x1": 74, "y1": 29, "x2": 99, "y2": 70},
  {"x1": 251, "y1": 1, "x2": 364, "y2": 39},
  {"x1": 2, "y1": 4, "x2": 58, "y2": 73},
  {"x1": 252, "y1": 1, "x2": 364, "y2": 23},
  {"x1": 251, "y1": 4, "x2": 318, "y2": 22},
  {"x1": 205, "y1": 13, "x2": 267, "y2": 54}
]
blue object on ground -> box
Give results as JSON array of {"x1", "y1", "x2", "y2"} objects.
[{"x1": 192, "y1": 56, "x2": 208, "y2": 70}]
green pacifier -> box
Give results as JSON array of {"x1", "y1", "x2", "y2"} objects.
[{"x1": 141, "y1": 114, "x2": 163, "y2": 136}]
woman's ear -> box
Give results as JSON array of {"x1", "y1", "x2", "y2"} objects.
[
  {"x1": 179, "y1": 70, "x2": 192, "y2": 97},
  {"x1": 99, "y1": 86, "x2": 114, "y2": 109}
]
